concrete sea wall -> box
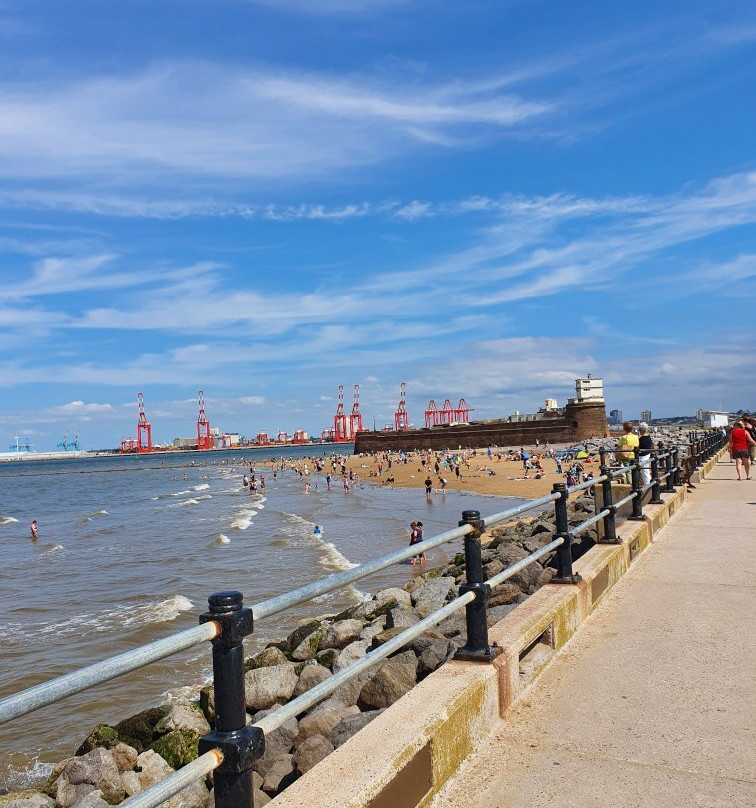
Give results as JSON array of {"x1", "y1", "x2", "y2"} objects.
[
  {"x1": 353, "y1": 402, "x2": 608, "y2": 454},
  {"x1": 270, "y1": 448, "x2": 725, "y2": 808}
]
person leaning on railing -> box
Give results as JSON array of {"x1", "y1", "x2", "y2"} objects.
[
  {"x1": 616, "y1": 422, "x2": 639, "y2": 483},
  {"x1": 638, "y1": 423, "x2": 653, "y2": 486}
]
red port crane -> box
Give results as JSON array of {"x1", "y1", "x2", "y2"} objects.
[
  {"x1": 276, "y1": 430, "x2": 289, "y2": 443},
  {"x1": 292, "y1": 428, "x2": 307, "y2": 444},
  {"x1": 394, "y1": 382, "x2": 409, "y2": 431},
  {"x1": 349, "y1": 384, "x2": 364, "y2": 436},
  {"x1": 333, "y1": 384, "x2": 350, "y2": 442},
  {"x1": 424, "y1": 399, "x2": 440, "y2": 429},
  {"x1": 439, "y1": 399, "x2": 454, "y2": 425},
  {"x1": 256, "y1": 431, "x2": 269, "y2": 446},
  {"x1": 454, "y1": 398, "x2": 473, "y2": 424},
  {"x1": 137, "y1": 392, "x2": 152, "y2": 453},
  {"x1": 321, "y1": 428, "x2": 335, "y2": 442},
  {"x1": 197, "y1": 390, "x2": 212, "y2": 450}
]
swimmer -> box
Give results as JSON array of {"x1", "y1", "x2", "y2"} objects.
[
  {"x1": 313, "y1": 525, "x2": 322, "y2": 536},
  {"x1": 30, "y1": 519, "x2": 38, "y2": 540}
]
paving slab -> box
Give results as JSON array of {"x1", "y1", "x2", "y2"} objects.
[{"x1": 430, "y1": 460, "x2": 756, "y2": 808}]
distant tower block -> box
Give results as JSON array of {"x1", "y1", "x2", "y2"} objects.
[
  {"x1": 454, "y1": 398, "x2": 472, "y2": 424},
  {"x1": 349, "y1": 384, "x2": 364, "y2": 436},
  {"x1": 197, "y1": 390, "x2": 212, "y2": 450},
  {"x1": 424, "y1": 399, "x2": 440, "y2": 429},
  {"x1": 137, "y1": 392, "x2": 152, "y2": 454},
  {"x1": 334, "y1": 384, "x2": 350, "y2": 442},
  {"x1": 394, "y1": 382, "x2": 410, "y2": 431}
]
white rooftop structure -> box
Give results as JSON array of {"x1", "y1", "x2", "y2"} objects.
[{"x1": 571, "y1": 375, "x2": 604, "y2": 404}]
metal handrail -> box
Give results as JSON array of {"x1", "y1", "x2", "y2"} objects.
[{"x1": 0, "y1": 622, "x2": 220, "y2": 725}]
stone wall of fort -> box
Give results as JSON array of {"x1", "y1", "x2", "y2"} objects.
[{"x1": 353, "y1": 402, "x2": 607, "y2": 453}]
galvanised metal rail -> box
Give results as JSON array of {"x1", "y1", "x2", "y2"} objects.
[{"x1": 0, "y1": 429, "x2": 726, "y2": 808}]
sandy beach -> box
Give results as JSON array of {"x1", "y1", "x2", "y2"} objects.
[{"x1": 344, "y1": 445, "x2": 594, "y2": 500}]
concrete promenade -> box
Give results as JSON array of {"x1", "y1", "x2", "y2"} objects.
[{"x1": 430, "y1": 459, "x2": 755, "y2": 808}]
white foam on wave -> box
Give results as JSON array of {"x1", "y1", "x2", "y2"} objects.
[
  {"x1": 192, "y1": 483, "x2": 210, "y2": 491},
  {"x1": 317, "y1": 541, "x2": 358, "y2": 571},
  {"x1": 1, "y1": 755, "x2": 54, "y2": 791},
  {"x1": 0, "y1": 515, "x2": 20, "y2": 524},
  {"x1": 215, "y1": 534, "x2": 231, "y2": 544},
  {"x1": 230, "y1": 507, "x2": 256, "y2": 530},
  {"x1": 7, "y1": 594, "x2": 196, "y2": 641},
  {"x1": 169, "y1": 494, "x2": 212, "y2": 508},
  {"x1": 281, "y1": 511, "x2": 357, "y2": 572}
]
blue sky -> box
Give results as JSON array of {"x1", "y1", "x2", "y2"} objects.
[{"x1": 1, "y1": 0, "x2": 755, "y2": 450}]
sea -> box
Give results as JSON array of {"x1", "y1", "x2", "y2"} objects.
[{"x1": 0, "y1": 445, "x2": 525, "y2": 792}]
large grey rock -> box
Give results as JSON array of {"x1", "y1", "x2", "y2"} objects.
[
  {"x1": 290, "y1": 629, "x2": 324, "y2": 661},
  {"x1": 330, "y1": 709, "x2": 385, "y2": 748},
  {"x1": 293, "y1": 663, "x2": 332, "y2": 696},
  {"x1": 384, "y1": 605, "x2": 420, "y2": 631},
  {"x1": 120, "y1": 772, "x2": 142, "y2": 798},
  {"x1": 0, "y1": 794, "x2": 54, "y2": 808},
  {"x1": 198, "y1": 685, "x2": 215, "y2": 724},
  {"x1": 357, "y1": 651, "x2": 418, "y2": 710},
  {"x1": 410, "y1": 577, "x2": 456, "y2": 618},
  {"x1": 487, "y1": 603, "x2": 518, "y2": 625},
  {"x1": 320, "y1": 619, "x2": 364, "y2": 650},
  {"x1": 315, "y1": 648, "x2": 338, "y2": 669},
  {"x1": 244, "y1": 664, "x2": 298, "y2": 711},
  {"x1": 417, "y1": 639, "x2": 454, "y2": 678},
  {"x1": 488, "y1": 583, "x2": 522, "y2": 608},
  {"x1": 294, "y1": 734, "x2": 334, "y2": 774},
  {"x1": 295, "y1": 705, "x2": 359, "y2": 747},
  {"x1": 70, "y1": 792, "x2": 108, "y2": 808},
  {"x1": 135, "y1": 751, "x2": 173, "y2": 790},
  {"x1": 60, "y1": 749, "x2": 124, "y2": 805},
  {"x1": 372, "y1": 587, "x2": 412, "y2": 610},
  {"x1": 246, "y1": 647, "x2": 288, "y2": 671},
  {"x1": 110, "y1": 743, "x2": 138, "y2": 774},
  {"x1": 252, "y1": 790, "x2": 271, "y2": 806},
  {"x1": 261, "y1": 755, "x2": 296, "y2": 795},
  {"x1": 252, "y1": 706, "x2": 297, "y2": 776},
  {"x1": 53, "y1": 781, "x2": 95, "y2": 808},
  {"x1": 332, "y1": 640, "x2": 369, "y2": 672},
  {"x1": 285, "y1": 622, "x2": 320, "y2": 652},
  {"x1": 358, "y1": 619, "x2": 387, "y2": 642},
  {"x1": 155, "y1": 703, "x2": 210, "y2": 736}
]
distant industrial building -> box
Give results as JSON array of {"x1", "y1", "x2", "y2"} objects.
[
  {"x1": 640, "y1": 410, "x2": 652, "y2": 424},
  {"x1": 697, "y1": 410, "x2": 729, "y2": 428},
  {"x1": 609, "y1": 409, "x2": 623, "y2": 426}
]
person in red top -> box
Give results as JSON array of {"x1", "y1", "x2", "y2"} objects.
[{"x1": 729, "y1": 421, "x2": 756, "y2": 480}]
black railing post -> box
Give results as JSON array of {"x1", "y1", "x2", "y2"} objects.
[
  {"x1": 454, "y1": 511, "x2": 502, "y2": 662},
  {"x1": 649, "y1": 449, "x2": 663, "y2": 505},
  {"x1": 664, "y1": 445, "x2": 675, "y2": 493},
  {"x1": 199, "y1": 591, "x2": 262, "y2": 808},
  {"x1": 629, "y1": 447, "x2": 644, "y2": 520},
  {"x1": 598, "y1": 448, "x2": 619, "y2": 544},
  {"x1": 551, "y1": 483, "x2": 581, "y2": 584}
]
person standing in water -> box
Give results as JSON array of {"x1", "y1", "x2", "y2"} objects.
[{"x1": 30, "y1": 519, "x2": 38, "y2": 540}]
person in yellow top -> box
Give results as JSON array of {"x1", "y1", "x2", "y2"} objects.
[{"x1": 616, "y1": 422, "x2": 639, "y2": 482}]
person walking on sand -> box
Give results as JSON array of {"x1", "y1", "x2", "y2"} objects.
[
  {"x1": 729, "y1": 420, "x2": 756, "y2": 480},
  {"x1": 30, "y1": 519, "x2": 38, "y2": 540}
]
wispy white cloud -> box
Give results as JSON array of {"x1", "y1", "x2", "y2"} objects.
[{"x1": 0, "y1": 61, "x2": 549, "y2": 186}]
